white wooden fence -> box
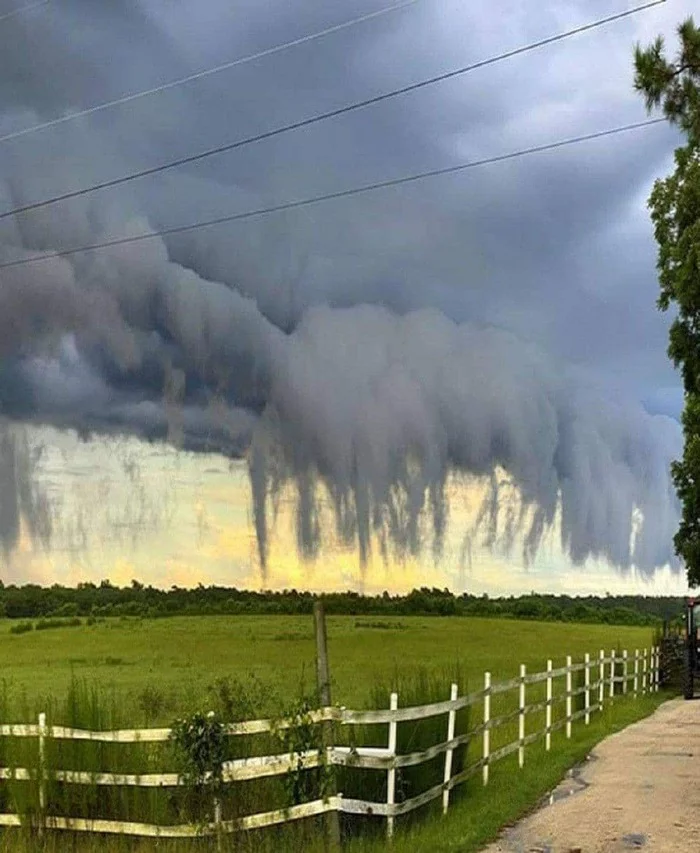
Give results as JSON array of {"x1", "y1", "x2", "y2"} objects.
[{"x1": 0, "y1": 646, "x2": 660, "y2": 841}]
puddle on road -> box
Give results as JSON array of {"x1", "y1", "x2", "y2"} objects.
[
  {"x1": 622, "y1": 833, "x2": 647, "y2": 848},
  {"x1": 541, "y1": 755, "x2": 594, "y2": 807}
]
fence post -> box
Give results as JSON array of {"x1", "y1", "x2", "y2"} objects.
[
  {"x1": 483, "y1": 672, "x2": 491, "y2": 785},
  {"x1": 214, "y1": 797, "x2": 223, "y2": 852},
  {"x1": 545, "y1": 660, "x2": 552, "y2": 752},
  {"x1": 518, "y1": 664, "x2": 526, "y2": 768},
  {"x1": 643, "y1": 648, "x2": 648, "y2": 695},
  {"x1": 565, "y1": 656, "x2": 572, "y2": 739},
  {"x1": 634, "y1": 649, "x2": 639, "y2": 697},
  {"x1": 599, "y1": 650, "x2": 605, "y2": 711},
  {"x1": 654, "y1": 646, "x2": 659, "y2": 692},
  {"x1": 312, "y1": 601, "x2": 341, "y2": 851},
  {"x1": 609, "y1": 649, "x2": 616, "y2": 700},
  {"x1": 38, "y1": 712, "x2": 46, "y2": 836},
  {"x1": 584, "y1": 653, "x2": 590, "y2": 725},
  {"x1": 622, "y1": 650, "x2": 628, "y2": 695},
  {"x1": 387, "y1": 692, "x2": 398, "y2": 839},
  {"x1": 442, "y1": 683, "x2": 458, "y2": 814}
]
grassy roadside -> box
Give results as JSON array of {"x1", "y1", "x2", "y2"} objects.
[{"x1": 353, "y1": 691, "x2": 670, "y2": 853}]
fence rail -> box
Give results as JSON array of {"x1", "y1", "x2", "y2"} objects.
[{"x1": 0, "y1": 646, "x2": 660, "y2": 840}]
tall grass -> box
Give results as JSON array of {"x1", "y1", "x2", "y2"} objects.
[
  {"x1": 335, "y1": 665, "x2": 470, "y2": 840},
  {"x1": 0, "y1": 676, "x2": 323, "y2": 849},
  {"x1": 0, "y1": 658, "x2": 667, "y2": 853}
]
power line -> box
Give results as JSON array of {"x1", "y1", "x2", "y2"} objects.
[
  {"x1": 0, "y1": 117, "x2": 666, "y2": 272},
  {"x1": 0, "y1": 0, "x2": 665, "y2": 223},
  {"x1": 0, "y1": 0, "x2": 423, "y2": 146},
  {"x1": 0, "y1": 0, "x2": 49, "y2": 24}
]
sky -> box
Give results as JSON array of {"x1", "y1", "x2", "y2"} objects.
[{"x1": 0, "y1": 0, "x2": 695, "y2": 596}]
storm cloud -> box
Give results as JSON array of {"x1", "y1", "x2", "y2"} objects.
[{"x1": 0, "y1": 0, "x2": 691, "y2": 577}]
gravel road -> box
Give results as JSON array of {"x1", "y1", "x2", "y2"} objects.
[{"x1": 482, "y1": 699, "x2": 700, "y2": 853}]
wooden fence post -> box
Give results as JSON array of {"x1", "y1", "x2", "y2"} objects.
[
  {"x1": 584, "y1": 653, "x2": 590, "y2": 725},
  {"x1": 518, "y1": 665, "x2": 526, "y2": 768},
  {"x1": 634, "y1": 649, "x2": 639, "y2": 697},
  {"x1": 545, "y1": 660, "x2": 552, "y2": 752},
  {"x1": 442, "y1": 683, "x2": 458, "y2": 814},
  {"x1": 609, "y1": 649, "x2": 615, "y2": 700},
  {"x1": 565, "y1": 656, "x2": 572, "y2": 739},
  {"x1": 312, "y1": 602, "x2": 341, "y2": 851},
  {"x1": 387, "y1": 692, "x2": 398, "y2": 839},
  {"x1": 622, "y1": 650, "x2": 628, "y2": 695},
  {"x1": 483, "y1": 672, "x2": 491, "y2": 785},
  {"x1": 38, "y1": 712, "x2": 46, "y2": 836},
  {"x1": 654, "y1": 646, "x2": 659, "y2": 692},
  {"x1": 214, "y1": 797, "x2": 223, "y2": 852},
  {"x1": 599, "y1": 650, "x2": 605, "y2": 710},
  {"x1": 643, "y1": 648, "x2": 648, "y2": 695}
]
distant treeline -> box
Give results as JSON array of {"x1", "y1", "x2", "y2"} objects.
[{"x1": 0, "y1": 582, "x2": 688, "y2": 626}]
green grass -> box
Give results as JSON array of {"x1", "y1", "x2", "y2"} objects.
[
  {"x1": 0, "y1": 615, "x2": 659, "y2": 723},
  {"x1": 0, "y1": 615, "x2": 667, "y2": 851},
  {"x1": 0, "y1": 694, "x2": 669, "y2": 852}
]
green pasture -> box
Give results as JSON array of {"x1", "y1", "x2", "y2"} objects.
[
  {"x1": 0, "y1": 615, "x2": 658, "y2": 722},
  {"x1": 0, "y1": 615, "x2": 668, "y2": 852}
]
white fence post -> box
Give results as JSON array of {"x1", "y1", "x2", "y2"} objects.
[
  {"x1": 599, "y1": 650, "x2": 605, "y2": 711},
  {"x1": 483, "y1": 672, "x2": 491, "y2": 786},
  {"x1": 622, "y1": 650, "x2": 628, "y2": 695},
  {"x1": 565, "y1": 656, "x2": 572, "y2": 739},
  {"x1": 643, "y1": 648, "x2": 648, "y2": 695},
  {"x1": 387, "y1": 692, "x2": 398, "y2": 839},
  {"x1": 634, "y1": 649, "x2": 639, "y2": 697},
  {"x1": 584, "y1": 653, "x2": 590, "y2": 725},
  {"x1": 609, "y1": 649, "x2": 616, "y2": 700},
  {"x1": 518, "y1": 664, "x2": 526, "y2": 768},
  {"x1": 38, "y1": 712, "x2": 46, "y2": 835},
  {"x1": 545, "y1": 659, "x2": 552, "y2": 752},
  {"x1": 442, "y1": 683, "x2": 458, "y2": 815}
]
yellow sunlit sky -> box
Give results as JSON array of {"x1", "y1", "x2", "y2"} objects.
[{"x1": 1, "y1": 424, "x2": 690, "y2": 597}]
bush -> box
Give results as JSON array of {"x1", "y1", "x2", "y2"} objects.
[
  {"x1": 9, "y1": 621, "x2": 33, "y2": 635},
  {"x1": 35, "y1": 617, "x2": 81, "y2": 631}
]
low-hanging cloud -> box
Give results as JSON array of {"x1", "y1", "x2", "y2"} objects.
[
  {"x1": 247, "y1": 305, "x2": 681, "y2": 576},
  {"x1": 0, "y1": 0, "x2": 691, "y2": 580}
]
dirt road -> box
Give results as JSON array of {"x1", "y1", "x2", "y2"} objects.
[{"x1": 483, "y1": 699, "x2": 700, "y2": 853}]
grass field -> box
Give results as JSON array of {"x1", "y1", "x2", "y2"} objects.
[
  {"x1": 0, "y1": 614, "x2": 659, "y2": 722},
  {"x1": 0, "y1": 615, "x2": 666, "y2": 851}
]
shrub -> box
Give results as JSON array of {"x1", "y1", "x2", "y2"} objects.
[{"x1": 35, "y1": 617, "x2": 81, "y2": 631}]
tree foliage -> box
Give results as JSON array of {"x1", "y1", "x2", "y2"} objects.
[
  {"x1": 0, "y1": 580, "x2": 681, "y2": 625},
  {"x1": 634, "y1": 17, "x2": 700, "y2": 584}
]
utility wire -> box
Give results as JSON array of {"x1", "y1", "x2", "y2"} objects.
[
  {"x1": 0, "y1": 117, "x2": 666, "y2": 272},
  {"x1": 0, "y1": 0, "x2": 49, "y2": 24},
  {"x1": 0, "y1": 0, "x2": 423, "y2": 146},
  {"x1": 0, "y1": 0, "x2": 665, "y2": 223}
]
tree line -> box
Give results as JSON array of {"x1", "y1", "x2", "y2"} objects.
[{"x1": 0, "y1": 581, "x2": 688, "y2": 626}]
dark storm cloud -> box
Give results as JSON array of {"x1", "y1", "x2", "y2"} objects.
[{"x1": 0, "y1": 0, "x2": 691, "y2": 573}]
